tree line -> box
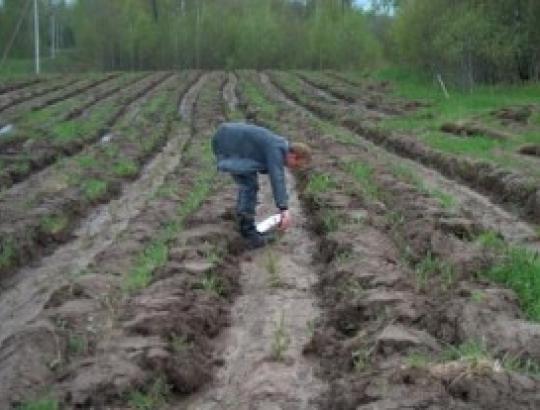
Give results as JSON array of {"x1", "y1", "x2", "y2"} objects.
[{"x1": 1, "y1": 0, "x2": 539, "y2": 85}]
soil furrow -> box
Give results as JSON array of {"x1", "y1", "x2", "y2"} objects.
[
  {"x1": 0, "y1": 77, "x2": 43, "y2": 96},
  {"x1": 0, "y1": 72, "x2": 175, "y2": 191},
  {"x1": 24, "y1": 72, "x2": 121, "y2": 113},
  {"x1": 238, "y1": 70, "x2": 540, "y2": 410},
  {"x1": 266, "y1": 71, "x2": 540, "y2": 226},
  {"x1": 0, "y1": 74, "x2": 212, "y2": 405},
  {"x1": 0, "y1": 76, "x2": 82, "y2": 114},
  {"x1": 63, "y1": 72, "x2": 151, "y2": 121},
  {"x1": 0, "y1": 73, "x2": 196, "y2": 278},
  {"x1": 260, "y1": 72, "x2": 539, "y2": 251}
]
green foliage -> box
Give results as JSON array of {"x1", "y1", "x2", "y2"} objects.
[
  {"x1": 67, "y1": 334, "x2": 88, "y2": 356},
  {"x1": 305, "y1": 172, "x2": 336, "y2": 195},
  {"x1": 344, "y1": 161, "x2": 379, "y2": 199},
  {"x1": 113, "y1": 159, "x2": 139, "y2": 178},
  {"x1": 196, "y1": 272, "x2": 225, "y2": 297},
  {"x1": 415, "y1": 252, "x2": 455, "y2": 291},
  {"x1": 40, "y1": 215, "x2": 69, "y2": 235},
  {"x1": 17, "y1": 395, "x2": 58, "y2": 410},
  {"x1": 483, "y1": 247, "x2": 540, "y2": 321},
  {"x1": 128, "y1": 378, "x2": 170, "y2": 410},
  {"x1": 82, "y1": 178, "x2": 108, "y2": 202},
  {"x1": 0, "y1": 239, "x2": 16, "y2": 271},
  {"x1": 124, "y1": 241, "x2": 168, "y2": 293}
]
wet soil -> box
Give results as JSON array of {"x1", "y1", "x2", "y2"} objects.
[
  {"x1": 238, "y1": 70, "x2": 540, "y2": 409},
  {"x1": 184, "y1": 174, "x2": 326, "y2": 409},
  {"x1": 267, "y1": 71, "x2": 540, "y2": 225},
  {"x1": 0, "y1": 73, "x2": 217, "y2": 406}
]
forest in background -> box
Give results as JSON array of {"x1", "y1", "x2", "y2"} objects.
[{"x1": 1, "y1": 0, "x2": 540, "y2": 86}]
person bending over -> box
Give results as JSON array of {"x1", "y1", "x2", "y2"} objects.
[{"x1": 211, "y1": 122, "x2": 312, "y2": 249}]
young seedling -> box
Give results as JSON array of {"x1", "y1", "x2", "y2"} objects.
[
  {"x1": 271, "y1": 312, "x2": 290, "y2": 361},
  {"x1": 128, "y1": 377, "x2": 170, "y2": 410},
  {"x1": 352, "y1": 348, "x2": 370, "y2": 372},
  {"x1": 198, "y1": 272, "x2": 225, "y2": 297},
  {"x1": 170, "y1": 334, "x2": 192, "y2": 354},
  {"x1": 67, "y1": 334, "x2": 88, "y2": 356},
  {"x1": 265, "y1": 250, "x2": 282, "y2": 288}
]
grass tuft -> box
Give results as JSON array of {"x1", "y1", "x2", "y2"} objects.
[{"x1": 128, "y1": 377, "x2": 170, "y2": 410}]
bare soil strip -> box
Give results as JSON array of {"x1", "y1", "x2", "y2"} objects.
[
  {"x1": 0, "y1": 73, "x2": 211, "y2": 406},
  {"x1": 185, "y1": 173, "x2": 326, "y2": 410},
  {"x1": 238, "y1": 70, "x2": 540, "y2": 409},
  {"x1": 267, "y1": 71, "x2": 540, "y2": 225},
  {"x1": 260, "y1": 73, "x2": 539, "y2": 252}
]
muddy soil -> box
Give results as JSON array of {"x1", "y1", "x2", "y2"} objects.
[
  {"x1": 0, "y1": 73, "x2": 220, "y2": 407},
  {"x1": 0, "y1": 73, "x2": 193, "y2": 279},
  {"x1": 0, "y1": 76, "x2": 82, "y2": 114},
  {"x1": 0, "y1": 72, "x2": 176, "y2": 190},
  {"x1": 259, "y1": 72, "x2": 539, "y2": 252},
  {"x1": 237, "y1": 70, "x2": 540, "y2": 409},
  {"x1": 184, "y1": 173, "x2": 326, "y2": 410},
  {"x1": 267, "y1": 71, "x2": 540, "y2": 225},
  {"x1": 0, "y1": 77, "x2": 43, "y2": 95}
]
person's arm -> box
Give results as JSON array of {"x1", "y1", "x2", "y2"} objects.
[{"x1": 266, "y1": 146, "x2": 288, "y2": 212}]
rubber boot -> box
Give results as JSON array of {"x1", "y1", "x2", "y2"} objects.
[{"x1": 238, "y1": 215, "x2": 273, "y2": 250}]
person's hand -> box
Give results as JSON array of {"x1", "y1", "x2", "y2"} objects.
[{"x1": 278, "y1": 209, "x2": 291, "y2": 231}]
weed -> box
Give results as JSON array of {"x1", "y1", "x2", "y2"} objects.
[
  {"x1": 124, "y1": 241, "x2": 168, "y2": 293},
  {"x1": 76, "y1": 154, "x2": 97, "y2": 169},
  {"x1": 17, "y1": 396, "x2": 59, "y2": 410},
  {"x1": 338, "y1": 277, "x2": 364, "y2": 299},
  {"x1": 0, "y1": 239, "x2": 16, "y2": 271},
  {"x1": 83, "y1": 178, "x2": 107, "y2": 202},
  {"x1": 170, "y1": 334, "x2": 192, "y2": 353},
  {"x1": 471, "y1": 290, "x2": 486, "y2": 303},
  {"x1": 39, "y1": 215, "x2": 69, "y2": 235},
  {"x1": 305, "y1": 172, "x2": 336, "y2": 196},
  {"x1": 197, "y1": 272, "x2": 225, "y2": 296},
  {"x1": 405, "y1": 352, "x2": 431, "y2": 369},
  {"x1": 271, "y1": 312, "x2": 290, "y2": 361},
  {"x1": 345, "y1": 161, "x2": 379, "y2": 199},
  {"x1": 306, "y1": 319, "x2": 315, "y2": 339},
  {"x1": 414, "y1": 252, "x2": 455, "y2": 291},
  {"x1": 352, "y1": 348, "x2": 369, "y2": 371},
  {"x1": 321, "y1": 209, "x2": 341, "y2": 233},
  {"x1": 202, "y1": 243, "x2": 223, "y2": 266},
  {"x1": 67, "y1": 334, "x2": 88, "y2": 356},
  {"x1": 483, "y1": 246, "x2": 540, "y2": 320},
  {"x1": 476, "y1": 231, "x2": 505, "y2": 249},
  {"x1": 113, "y1": 159, "x2": 138, "y2": 178},
  {"x1": 128, "y1": 377, "x2": 170, "y2": 410},
  {"x1": 265, "y1": 251, "x2": 282, "y2": 287}
]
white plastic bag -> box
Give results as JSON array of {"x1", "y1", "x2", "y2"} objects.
[{"x1": 256, "y1": 213, "x2": 281, "y2": 233}]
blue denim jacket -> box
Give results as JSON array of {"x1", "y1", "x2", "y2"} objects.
[{"x1": 212, "y1": 122, "x2": 289, "y2": 210}]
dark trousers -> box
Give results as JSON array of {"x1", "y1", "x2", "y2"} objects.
[{"x1": 232, "y1": 173, "x2": 259, "y2": 217}]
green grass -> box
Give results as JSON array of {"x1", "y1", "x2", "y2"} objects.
[
  {"x1": 305, "y1": 172, "x2": 336, "y2": 195},
  {"x1": 124, "y1": 241, "x2": 168, "y2": 293},
  {"x1": 196, "y1": 272, "x2": 225, "y2": 296},
  {"x1": 475, "y1": 232, "x2": 540, "y2": 320},
  {"x1": 113, "y1": 159, "x2": 138, "y2": 178},
  {"x1": 0, "y1": 239, "x2": 16, "y2": 271},
  {"x1": 344, "y1": 161, "x2": 379, "y2": 199},
  {"x1": 128, "y1": 377, "x2": 170, "y2": 410},
  {"x1": 483, "y1": 247, "x2": 540, "y2": 320},
  {"x1": 390, "y1": 163, "x2": 456, "y2": 209},
  {"x1": 17, "y1": 397, "x2": 59, "y2": 410},
  {"x1": 368, "y1": 67, "x2": 540, "y2": 177},
  {"x1": 82, "y1": 178, "x2": 108, "y2": 202},
  {"x1": 39, "y1": 215, "x2": 69, "y2": 235},
  {"x1": 414, "y1": 252, "x2": 455, "y2": 291}
]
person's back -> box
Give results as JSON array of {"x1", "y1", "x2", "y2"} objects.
[{"x1": 212, "y1": 122, "x2": 288, "y2": 175}]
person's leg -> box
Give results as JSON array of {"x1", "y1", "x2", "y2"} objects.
[
  {"x1": 232, "y1": 173, "x2": 270, "y2": 249},
  {"x1": 233, "y1": 173, "x2": 258, "y2": 218}
]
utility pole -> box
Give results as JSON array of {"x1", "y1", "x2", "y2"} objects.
[
  {"x1": 50, "y1": 4, "x2": 56, "y2": 59},
  {"x1": 34, "y1": 0, "x2": 41, "y2": 74}
]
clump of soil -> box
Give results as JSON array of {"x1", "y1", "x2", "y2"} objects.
[
  {"x1": 519, "y1": 144, "x2": 540, "y2": 158},
  {"x1": 492, "y1": 105, "x2": 533, "y2": 125}
]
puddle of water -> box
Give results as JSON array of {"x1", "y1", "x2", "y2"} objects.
[{"x1": 184, "y1": 172, "x2": 325, "y2": 409}]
